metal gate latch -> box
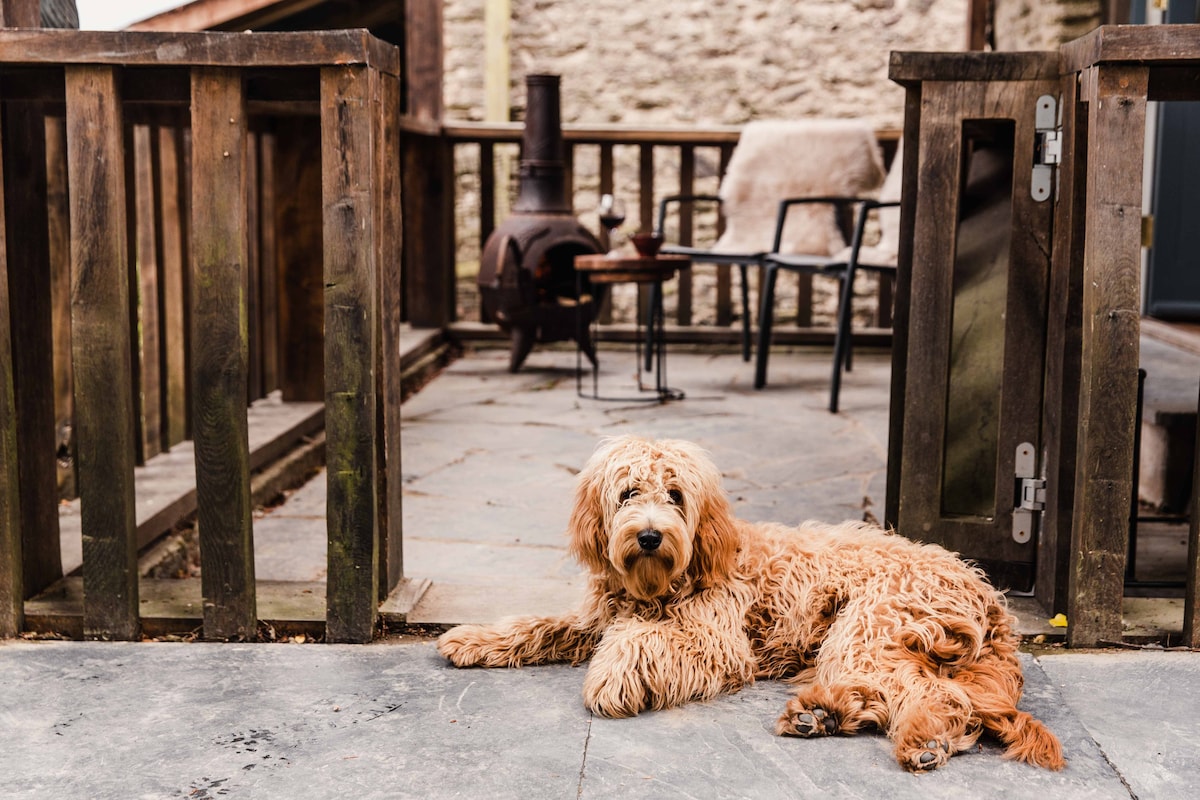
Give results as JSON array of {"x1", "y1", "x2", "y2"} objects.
[{"x1": 1013, "y1": 442, "x2": 1044, "y2": 544}]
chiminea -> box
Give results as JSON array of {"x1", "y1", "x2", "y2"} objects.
[{"x1": 478, "y1": 74, "x2": 605, "y2": 372}]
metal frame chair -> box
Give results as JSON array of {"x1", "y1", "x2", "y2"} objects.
[
  {"x1": 654, "y1": 194, "x2": 760, "y2": 362},
  {"x1": 755, "y1": 197, "x2": 900, "y2": 412}
]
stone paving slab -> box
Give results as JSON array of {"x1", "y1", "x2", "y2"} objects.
[{"x1": 6, "y1": 639, "x2": 1189, "y2": 800}]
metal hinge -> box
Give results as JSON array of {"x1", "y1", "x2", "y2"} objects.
[
  {"x1": 1013, "y1": 441, "x2": 1045, "y2": 544},
  {"x1": 1032, "y1": 95, "x2": 1061, "y2": 203}
]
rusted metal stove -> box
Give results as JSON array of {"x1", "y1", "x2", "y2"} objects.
[{"x1": 478, "y1": 74, "x2": 605, "y2": 372}]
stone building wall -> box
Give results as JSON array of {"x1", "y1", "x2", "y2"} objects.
[
  {"x1": 992, "y1": 0, "x2": 1103, "y2": 51},
  {"x1": 445, "y1": 0, "x2": 969, "y2": 131}
]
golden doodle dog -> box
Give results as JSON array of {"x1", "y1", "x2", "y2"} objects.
[{"x1": 438, "y1": 436, "x2": 1064, "y2": 772}]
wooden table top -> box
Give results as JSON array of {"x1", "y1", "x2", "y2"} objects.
[{"x1": 574, "y1": 253, "x2": 689, "y2": 283}]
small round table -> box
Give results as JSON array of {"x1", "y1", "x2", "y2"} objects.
[{"x1": 573, "y1": 254, "x2": 689, "y2": 402}]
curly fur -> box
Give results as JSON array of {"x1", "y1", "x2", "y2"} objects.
[{"x1": 438, "y1": 436, "x2": 1065, "y2": 773}]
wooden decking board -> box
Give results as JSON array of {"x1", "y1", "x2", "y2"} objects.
[{"x1": 57, "y1": 392, "x2": 323, "y2": 576}]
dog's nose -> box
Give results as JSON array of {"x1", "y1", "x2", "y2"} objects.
[{"x1": 637, "y1": 529, "x2": 662, "y2": 552}]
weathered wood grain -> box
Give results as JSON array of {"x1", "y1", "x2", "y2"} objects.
[
  {"x1": 1186, "y1": 377, "x2": 1200, "y2": 648},
  {"x1": 676, "y1": 145, "x2": 695, "y2": 325},
  {"x1": 155, "y1": 117, "x2": 190, "y2": 448},
  {"x1": 1066, "y1": 65, "x2": 1148, "y2": 648},
  {"x1": 1038, "y1": 71, "x2": 1086, "y2": 616},
  {"x1": 65, "y1": 65, "x2": 139, "y2": 640},
  {"x1": 255, "y1": 129, "x2": 280, "y2": 396},
  {"x1": 404, "y1": 0, "x2": 443, "y2": 122},
  {"x1": 0, "y1": 118, "x2": 21, "y2": 637},
  {"x1": 1061, "y1": 24, "x2": 1200, "y2": 73},
  {"x1": 272, "y1": 117, "x2": 325, "y2": 401},
  {"x1": 132, "y1": 123, "x2": 164, "y2": 461},
  {"x1": 322, "y1": 64, "x2": 380, "y2": 643},
  {"x1": 190, "y1": 67, "x2": 256, "y2": 641},
  {"x1": 0, "y1": 29, "x2": 399, "y2": 74},
  {"x1": 45, "y1": 114, "x2": 75, "y2": 500},
  {"x1": 376, "y1": 72, "x2": 404, "y2": 600}
]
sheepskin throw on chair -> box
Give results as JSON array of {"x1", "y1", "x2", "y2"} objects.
[{"x1": 715, "y1": 120, "x2": 886, "y2": 256}]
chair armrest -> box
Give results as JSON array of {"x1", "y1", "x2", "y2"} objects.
[
  {"x1": 655, "y1": 194, "x2": 723, "y2": 237},
  {"x1": 770, "y1": 196, "x2": 871, "y2": 253}
]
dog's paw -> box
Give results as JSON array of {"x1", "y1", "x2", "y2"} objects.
[
  {"x1": 436, "y1": 625, "x2": 498, "y2": 667},
  {"x1": 776, "y1": 704, "x2": 839, "y2": 737},
  {"x1": 582, "y1": 667, "x2": 648, "y2": 718},
  {"x1": 898, "y1": 739, "x2": 953, "y2": 772}
]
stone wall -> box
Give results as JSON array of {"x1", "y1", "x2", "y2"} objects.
[
  {"x1": 992, "y1": 0, "x2": 1102, "y2": 51},
  {"x1": 445, "y1": 0, "x2": 972, "y2": 131}
]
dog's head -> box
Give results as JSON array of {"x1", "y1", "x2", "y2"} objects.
[{"x1": 567, "y1": 436, "x2": 740, "y2": 600}]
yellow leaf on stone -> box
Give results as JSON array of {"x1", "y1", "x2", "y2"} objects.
[{"x1": 1048, "y1": 613, "x2": 1068, "y2": 628}]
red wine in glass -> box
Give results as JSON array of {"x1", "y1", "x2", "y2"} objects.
[{"x1": 597, "y1": 194, "x2": 626, "y2": 254}]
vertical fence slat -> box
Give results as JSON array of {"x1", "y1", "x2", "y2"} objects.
[
  {"x1": 246, "y1": 128, "x2": 262, "y2": 403},
  {"x1": 598, "y1": 143, "x2": 615, "y2": 323},
  {"x1": 256, "y1": 129, "x2": 280, "y2": 395},
  {"x1": 322, "y1": 64, "x2": 380, "y2": 643},
  {"x1": 156, "y1": 118, "x2": 190, "y2": 446},
  {"x1": 190, "y1": 66, "x2": 255, "y2": 641},
  {"x1": 274, "y1": 118, "x2": 325, "y2": 402},
  {"x1": 132, "y1": 123, "x2": 163, "y2": 459},
  {"x1": 377, "y1": 71, "x2": 404, "y2": 600},
  {"x1": 65, "y1": 65, "x2": 139, "y2": 640},
  {"x1": 676, "y1": 145, "x2": 695, "y2": 325},
  {"x1": 0, "y1": 121, "x2": 21, "y2": 636},
  {"x1": 4, "y1": 98, "x2": 63, "y2": 599},
  {"x1": 45, "y1": 115, "x2": 74, "y2": 498}
]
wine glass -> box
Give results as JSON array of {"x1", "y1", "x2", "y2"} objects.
[{"x1": 597, "y1": 193, "x2": 626, "y2": 256}]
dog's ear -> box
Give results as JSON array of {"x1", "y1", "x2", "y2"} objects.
[
  {"x1": 567, "y1": 445, "x2": 612, "y2": 574},
  {"x1": 671, "y1": 440, "x2": 739, "y2": 588},
  {"x1": 690, "y1": 489, "x2": 740, "y2": 588}
]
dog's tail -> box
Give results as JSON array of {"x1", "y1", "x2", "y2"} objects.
[
  {"x1": 958, "y1": 658, "x2": 1065, "y2": 770},
  {"x1": 988, "y1": 708, "x2": 1065, "y2": 770}
]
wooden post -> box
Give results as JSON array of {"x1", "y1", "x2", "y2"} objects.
[
  {"x1": 190, "y1": 67, "x2": 256, "y2": 641},
  {"x1": 377, "y1": 72, "x2": 404, "y2": 600},
  {"x1": 1038, "y1": 68, "x2": 1086, "y2": 616},
  {"x1": 1066, "y1": 65, "x2": 1148, "y2": 648},
  {"x1": 1185, "y1": 377, "x2": 1200, "y2": 648},
  {"x1": 322, "y1": 64, "x2": 380, "y2": 643},
  {"x1": 65, "y1": 65, "x2": 139, "y2": 641},
  {"x1": 0, "y1": 0, "x2": 39, "y2": 27},
  {"x1": 0, "y1": 122, "x2": 21, "y2": 637}
]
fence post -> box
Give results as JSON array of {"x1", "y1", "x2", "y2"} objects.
[
  {"x1": 0, "y1": 123, "x2": 20, "y2": 636},
  {"x1": 190, "y1": 67, "x2": 256, "y2": 641},
  {"x1": 322, "y1": 63, "x2": 381, "y2": 643},
  {"x1": 65, "y1": 65, "x2": 139, "y2": 640}
]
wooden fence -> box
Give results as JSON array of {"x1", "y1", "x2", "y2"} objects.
[
  {"x1": 0, "y1": 29, "x2": 406, "y2": 643},
  {"x1": 442, "y1": 122, "x2": 901, "y2": 333}
]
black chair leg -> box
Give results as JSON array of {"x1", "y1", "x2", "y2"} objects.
[
  {"x1": 754, "y1": 265, "x2": 779, "y2": 389},
  {"x1": 739, "y1": 262, "x2": 752, "y2": 362},
  {"x1": 828, "y1": 266, "x2": 857, "y2": 413}
]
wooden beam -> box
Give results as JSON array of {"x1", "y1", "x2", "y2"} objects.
[
  {"x1": 65, "y1": 65, "x2": 139, "y2": 641},
  {"x1": 190, "y1": 67, "x2": 256, "y2": 641},
  {"x1": 1186, "y1": 376, "x2": 1200, "y2": 648},
  {"x1": 1066, "y1": 65, "x2": 1148, "y2": 648},
  {"x1": 0, "y1": 29, "x2": 400, "y2": 75},
  {"x1": 322, "y1": 63, "x2": 380, "y2": 643}
]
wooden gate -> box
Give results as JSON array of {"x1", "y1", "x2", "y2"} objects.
[{"x1": 885, "y1": 52, "x2": 1060, "y2": 593}]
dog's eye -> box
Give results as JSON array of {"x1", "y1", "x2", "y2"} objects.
[
  {"x1": 668, "y1": 489, "x2": 684, "y2": 506},
  {"x1": 619, "y1": 488, "x2": 639, "y2": 504}
]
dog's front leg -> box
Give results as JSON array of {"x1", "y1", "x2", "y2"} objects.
[
  {"x1": 438, "y1": 613, "x2": 598, "y2": 668},
  {"x1": 582, "y1": 610, "x2": 755, "y2": 717}
]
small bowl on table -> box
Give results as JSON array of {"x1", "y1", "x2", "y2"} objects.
[{"x1": 631, "y1": 231, "x2": 664, "y2": 259}]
